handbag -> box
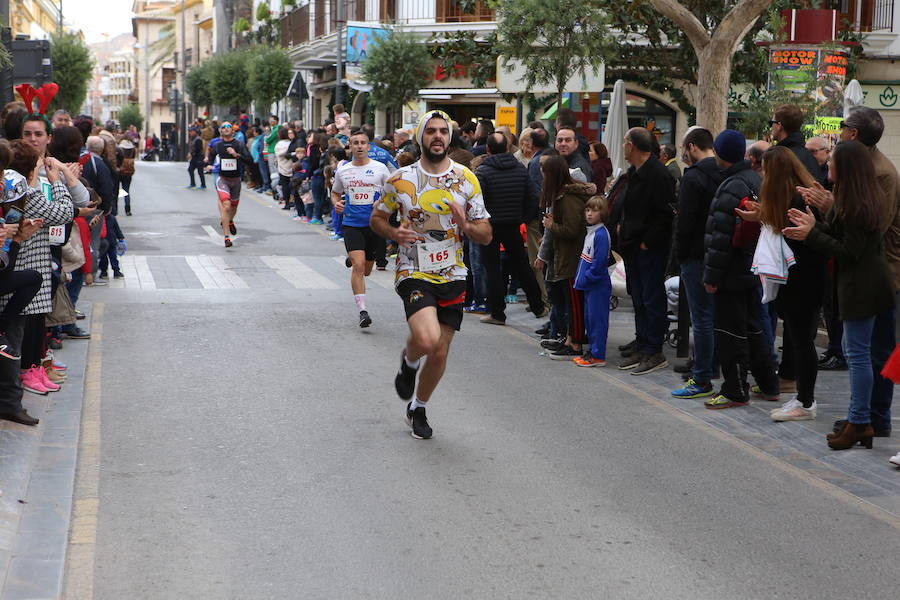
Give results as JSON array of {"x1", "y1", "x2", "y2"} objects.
[
  {"x1": 61, "y1": 220, "x2": 86, "y2": 273},
  {"x1": 46, "y1": 284, "x2": 76, "y2": 327}
]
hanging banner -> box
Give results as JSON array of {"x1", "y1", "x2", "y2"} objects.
[{"x1": 767, "y1": 46, "x2": 848, "y2": 116}]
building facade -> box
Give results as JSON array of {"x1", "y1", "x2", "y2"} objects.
[
  {"x1": 172, "y1": 0, "x2": 214, "y2": 123},
  {"x1": 133, "y1": 0, "x2": 178, "y2": 139},
  {"x1": 10, "y1": 0, "x2": 61, "y2": 39}
]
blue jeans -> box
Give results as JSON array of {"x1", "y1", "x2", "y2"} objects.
[
  {"x1": 468, "y1": 239, "x2": 487, "y2": 305},
  {"x1": 311, "y1": 175, "x2": 326, "y2": 221},
  {"x1": 681, "y1": 259, "x2": 715, "y2": 385},
  {"x1": 843, "y1": 316, "x2": 878, "y2": 424},
  {"x1": 67, "y1": 269, "x2": 84, "y2": 306},
  {"x1": 258, "y1": 158, "x2": 271, "y2": 189},
  {"x1": 624, "y1": 248, "x2": 668, "y2": 355},
  {"x1": 759, "y1": 292, "x2": 779, "y2": 364},
  {"x1": 870, "y1": 308, "x2": 895, "y2": 431}
]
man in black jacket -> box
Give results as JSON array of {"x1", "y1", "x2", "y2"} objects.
[
  {"x1": 702, "y1": 130, "x2": 778, "y2": 409},
  {"x1": 476, "y1": 133, "x2": 545, "y2": 324},
  {"x1": 671, "y1": 128, "x2": 723, "y2": 399},
  {"x1": 770, "y1": 104, "x2": 818, "y2": 178},
  {"x1": 618, "y1": 127, "x2": 675, "y2": 375}
]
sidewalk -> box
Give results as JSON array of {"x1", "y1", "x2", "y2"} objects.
[
  {"x1": 0, "y1": 304, "x2": 92, "y2": 600},
  {"x1": 503, "y1": 300, "x2": 900, "y2": 518}
]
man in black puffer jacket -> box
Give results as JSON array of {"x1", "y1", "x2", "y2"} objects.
[
  {"x1": 702, "y1": 129, "x2": 778, "y2": 409},
  {"x1": 475, "y1": 133, "x2": 545, "y2": 324}
]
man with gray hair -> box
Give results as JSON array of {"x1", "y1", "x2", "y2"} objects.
[
  {"x1": 617, "y1": 127, "x2": 675, "y2": 375},
  {"x1": 804, "y1": 136, "x2": 830, "y2": 184},
  {"x1": 661, "y1": 144, "x2": 681, "y2": 191},
  {"x1": 745, "y1": 140, "x2": 770, "y2": 174}
]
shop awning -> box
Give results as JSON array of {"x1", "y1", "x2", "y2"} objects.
[
  {"x1": 539, "y1": 96, "x2": 571, "y2": 120},
  {"x1": 287, "y1": 71, "x2": 309, "y2": 100}
]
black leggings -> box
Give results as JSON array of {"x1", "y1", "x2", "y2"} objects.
[
  {"x1": 0, "y1": 269, "x2": 41, "y2": 333},
  {"x1": 21, "y1": 313, "x2": 46, "y2": 369},
  {"x1": 777, "y1": 283, "x2": 822, "y2": 408},
  {"x1": 279, "y1": 174, "x2": 292, "y2": 206}
]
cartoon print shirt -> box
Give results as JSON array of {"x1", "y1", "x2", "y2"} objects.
[{"x1": 375, "y1": 160, "x2": 490, "y2": 286}]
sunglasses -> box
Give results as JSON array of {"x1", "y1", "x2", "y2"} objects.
[{"x1": 768, "y1": 120, "x2": 780, "y2": 127}]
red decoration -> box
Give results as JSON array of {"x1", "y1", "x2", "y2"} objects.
[{"x1": 14, "y1": 82, "x2": 58, "y2": 115}]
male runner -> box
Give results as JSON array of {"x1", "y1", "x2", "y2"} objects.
[
  {"x1": 209, "y1": 122, "x2": 253, "y2": 247},
  {"x1": 332, "y1": 128, "x2": 391, "y2": 328},
  {"x1": 370, "y1": 111, "x2": 492, "y2": 439}
]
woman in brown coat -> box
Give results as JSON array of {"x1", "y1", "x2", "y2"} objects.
[{"x1": 539, "y1": 155, "x2": 596, "y2": 360}]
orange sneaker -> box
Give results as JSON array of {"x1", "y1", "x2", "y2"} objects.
[{"x1": 574, "y1": 356, "x2": 606, "y2": 367}]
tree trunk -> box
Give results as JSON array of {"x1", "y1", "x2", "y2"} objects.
[{"x1": 695, "y1": 47, "x2": 732, "y2": 133}]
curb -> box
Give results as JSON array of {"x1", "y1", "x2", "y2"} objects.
[{"x1": 0, "y1": 304, "x2": 93, "y2": 600}]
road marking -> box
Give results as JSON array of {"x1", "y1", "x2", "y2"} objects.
[
  {"x1": 63, "y1": 303, "x2": 104, "y2": 599},
  {"x1": 498, "y1": 324, "x2": 900, "y2": 531},
  {"x1": 184, "y1": 255, "x2": 248, "y2": 289},
  {"x1": 260, "y1": 255, "x2": 339, "y2": 289}
]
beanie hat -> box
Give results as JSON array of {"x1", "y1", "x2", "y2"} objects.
[
  {"x1": 713, "y1": 129, "x2": 746, "y2": 164},
  {"x1": 414, "y1": 110, "x2": 452, "y2": 148}
]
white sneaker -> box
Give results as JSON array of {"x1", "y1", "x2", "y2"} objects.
[
  {"x1": 890, "y1": 452, "x2": 900, "y2": 467},
  {"x1": 771, "y1": 400, "x2": 816, "y2": 422},
  {"x1": 770, "y1": 398, "x2": 800, "y2": 415}
]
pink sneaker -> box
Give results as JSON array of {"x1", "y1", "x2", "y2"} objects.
[
  {"x1": 21, "y1": 368, "x2": 49, "y2": 395},
  {"x1": 37, "y1": 367, "x2": 60, "y2": 392}
]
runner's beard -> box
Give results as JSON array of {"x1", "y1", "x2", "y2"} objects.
[{"x1": 423, "y1": 144, "x2": 447, "y2": 162}]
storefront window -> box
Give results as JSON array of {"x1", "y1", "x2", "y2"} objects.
[{"x1": 600, "y1": 91, "x2": 676, "y2": 145}]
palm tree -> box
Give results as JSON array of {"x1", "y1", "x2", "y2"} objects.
[{"x1": 148, "y1": 21, "x2": 176, "y2": 73}]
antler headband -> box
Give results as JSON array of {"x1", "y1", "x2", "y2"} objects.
[{"x1": 14, "y1": 83, "x2": 59, "y2": 134}]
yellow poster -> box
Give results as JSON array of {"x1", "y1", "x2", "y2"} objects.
[{"x1": 496, "y1": 106, "x2": 517, "y2": 134}]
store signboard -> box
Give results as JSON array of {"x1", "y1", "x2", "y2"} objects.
[
  {"x1": 861, "y1": 84, "x2": 900, "y2": 110},
  {"x1": 496, "y1": 57, "x2": 604, "y2": 94}
]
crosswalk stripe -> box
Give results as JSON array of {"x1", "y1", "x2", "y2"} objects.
[
  {"x1": 184, "y1": 255, "x2": 248, "y2": 289},
  {"x1": 260, "y1": 255, "x2": 340, "y2": 289}
]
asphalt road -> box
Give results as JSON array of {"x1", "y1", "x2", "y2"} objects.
[{"x1": 72, "y1": 161, "x2": 900, "y2": 599}]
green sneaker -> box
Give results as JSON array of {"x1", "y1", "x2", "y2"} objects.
[
  {"x1": 672, "y1": 379, "x2": 715, "y2": 399},
  {"x1": 704, "y1": 394, "x2": 749, "y2": 410}
]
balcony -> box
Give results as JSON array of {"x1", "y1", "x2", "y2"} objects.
[
  {"x1": 280, "y1": 0, "x2": 494, "y2": 49},
  {"x1": 832, "y1": 0, "x2": 894, "y2": 32}
]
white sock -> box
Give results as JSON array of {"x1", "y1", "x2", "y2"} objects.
[
  {"x1": 354, "y1": 294, "x2": 366, "y2": 311},
  {"x1": 404, "y1": 352, "x2": 421, "y2": 369},
  {"x1": 410, "y1": 397, "x2": 427, "y2": 410}
]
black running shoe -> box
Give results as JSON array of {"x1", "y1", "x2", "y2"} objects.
[
  {"x1": 224, "y1": 236, "x2": 233, "y2": 248},
  {"x1": 406, "y1": 402, "x2": 433, "y2": 439},
  {"x1": 229, "y1": 222, "x2": 237, "y2": 235},
  {"x1": 394, "y1": 350, "x2": 418, "y2": 400},
  {"x1": 0, "y1": 333, "x2": 20, "y2": 360},
  {"x1": 358, "y1": 310, "x2": 372, "y2": 328}
]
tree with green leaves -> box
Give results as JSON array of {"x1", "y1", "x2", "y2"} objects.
[
  {"x1": 207, "y1": 49, "x2": 252, "y2": 111},
  {"x1": 248, "y1": 46, "x2": 293, "y2": 111},
  {"x1": 429, "y1": 31, "x2": 498, "y2": 90},
  {"x1": 362, "y1": 28, "x2": 431, "y2": 129},
  {"x1": 117, "y1": 104, "x2": 144, "y2": 131},
  {"x1": 49, "y1": 32, "x2": 95, "y2": 113},
  {"x1": 185, "y1": 59, "x2": 214, "y2": 108},
  {"x1": 494, "y1": 0, "x2": 613, "y2": 106}
]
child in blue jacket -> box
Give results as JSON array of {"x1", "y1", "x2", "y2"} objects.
[{"x1": 573, "y1": 196, "x2": 612, "y2": 366}]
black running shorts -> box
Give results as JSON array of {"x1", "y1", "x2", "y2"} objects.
[
  {"x1": 343, "y1": 225, "x2": 380, "y2": 261},
  {"x1": 397, "y1": 279, "x2": 467, "y2": 331}
]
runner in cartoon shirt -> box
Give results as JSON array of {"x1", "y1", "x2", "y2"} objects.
[
  {"x1": 331, "y1": 128, "x2": 390, "y2": 328},
  {"x1": 370, "y1": 111, "x2": 492, "y2": 440}
]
